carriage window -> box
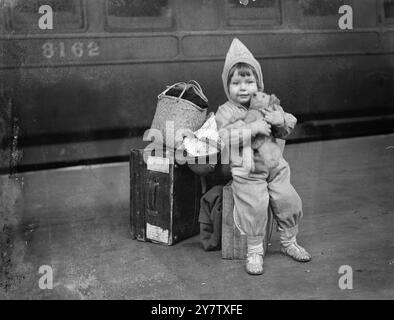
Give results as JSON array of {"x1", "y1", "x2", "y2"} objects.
[
  {"x1": 106, "y1": 0, "x2": 173, "y2": 31},
  {"x1": 296, "y1": 0, "x2": 351, "y2": 29},
  {"x1": 300, "y1": 0, "x2": 344, "y2": 16},
  {"x1": 8, "y1": 0, "x2": 84, "y2": 32},
  {"x1": 384, "y1": 0, "x2": 394, "y2": 21},
  {"x1": 179, "y1": 0, "x2": 220, "y2": 31},
  {"x1": 225, "y1": 0, "x2": 281, "y2": 27},
  {"x1": 0, "y1": 7, "x2": 4, "y2": 33}
]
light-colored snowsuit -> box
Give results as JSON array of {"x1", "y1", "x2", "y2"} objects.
[{"x1": 215, "y1": 38, "x2": 303, "y2": 252}]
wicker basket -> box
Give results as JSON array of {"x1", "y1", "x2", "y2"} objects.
[{"x1": 150, "y1": 81, "x2": 208, "y2": 149}]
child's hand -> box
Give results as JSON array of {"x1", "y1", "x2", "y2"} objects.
[
  {"x1": 258, "y1": 120, "x2": 272, "y2": 136},
  {"x1": 251, "y1": 118, "x2": 271, "y2": 136},
  {"x1": 262, "y1": 107, "x2": 285, "y2": 126}
]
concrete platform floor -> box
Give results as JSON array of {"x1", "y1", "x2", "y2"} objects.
[{"x1": 1, "y1": 134, "x2": 394, "y2": 299}]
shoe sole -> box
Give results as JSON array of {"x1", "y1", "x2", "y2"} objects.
[
  {"x1": 280, "y1": 249, "x2": 312, "y2": 262},
  {"x1": 245, "y1": 268, "x2": 264, "y2": 275}
]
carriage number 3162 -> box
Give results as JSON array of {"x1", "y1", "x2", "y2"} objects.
[{"x1": 42, "y1": 41, "x2": 100, "y2": 59}]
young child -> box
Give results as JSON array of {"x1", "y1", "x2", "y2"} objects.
[{"x1": 215, "y1": 38, "x2": 311, "y2": 275}]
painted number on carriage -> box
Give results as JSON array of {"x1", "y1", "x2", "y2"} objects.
[{"x1": 41, "y1": 41, "x2": 100, "y2": 59}]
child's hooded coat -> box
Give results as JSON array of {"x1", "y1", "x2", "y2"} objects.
[{"x1": 216, "y1": 38, "x2": 296, "y2": 171}]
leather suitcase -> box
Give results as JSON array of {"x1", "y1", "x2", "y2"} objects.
[{"x1": 130, "y1": 148, "x2": 201, "y2": 245}]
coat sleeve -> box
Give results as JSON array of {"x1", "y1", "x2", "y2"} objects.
[{"x1": 271, "y1": 106, "x2": 297, "y2": 139}]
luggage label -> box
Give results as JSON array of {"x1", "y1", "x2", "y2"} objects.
[
  {"x1": 147, "y1": 156, "x2": 170, "y2": 174},
  {"x1": 146, "y1": 223, "x2": 169, "y2": 244}
]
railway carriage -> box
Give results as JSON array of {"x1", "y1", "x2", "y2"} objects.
[{"x1": 0, "y1": 0, "x2": 393, "y2": 172}]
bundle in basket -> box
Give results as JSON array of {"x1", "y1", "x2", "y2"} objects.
[{"x1": 150, "y1": 80, "x2": 208, "y2": 149}]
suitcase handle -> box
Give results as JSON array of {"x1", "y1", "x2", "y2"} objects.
[{"x1": 147, "y1": 180, "x2": 159, "y2": 214}]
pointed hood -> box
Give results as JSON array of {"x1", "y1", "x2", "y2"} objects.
[{"x1": 221, "y1": 38, "x2": 264, "y2": 103}]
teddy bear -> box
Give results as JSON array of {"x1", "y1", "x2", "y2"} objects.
[{"x1": 242, "y1": 91, "x2": 285, "y2": 172}]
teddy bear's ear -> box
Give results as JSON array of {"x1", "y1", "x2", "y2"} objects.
[{"x1": 269, "y1": 94, "x2": 280, "y2": 106}]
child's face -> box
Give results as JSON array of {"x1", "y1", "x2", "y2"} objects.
[{"x1": 228, "y1": 70, "x2": 258, "y2": 107}]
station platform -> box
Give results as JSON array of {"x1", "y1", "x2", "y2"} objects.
[{"x1": 1, "y1": 134, "x2": 393, "y2": 299}]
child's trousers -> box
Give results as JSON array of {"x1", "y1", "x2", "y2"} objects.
[{"x1": 231, "y1": 158, "x2": 303, "y2": 249}]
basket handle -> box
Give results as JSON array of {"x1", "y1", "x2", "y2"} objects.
[
  {"x1": 158, "y1": 82, "x2": 187, "y2": 99},
  {"x1": 188, "y1": 80, "x2": 208, "y2": 102},
  {"x1": 158, "y1": 80, "x2": 208, "y2": 102},
  {"x1": 188, "y1": 80, "x2": 202, "y2": 92}
]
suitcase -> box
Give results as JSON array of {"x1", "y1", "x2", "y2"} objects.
[
  {"x1": 130, "y1": 148, "x2": 201, "y2": 245},
  {"x1": 221, "y1": 182, "x2": 274, "y2": 259}
]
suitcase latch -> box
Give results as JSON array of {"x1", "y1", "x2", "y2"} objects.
[{"x1": 147, "y1": 179, "x2": 159, "y2": 216}]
